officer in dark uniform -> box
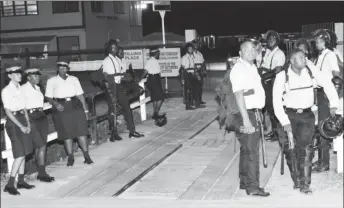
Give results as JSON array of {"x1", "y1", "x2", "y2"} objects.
[
  {"x1": 2, "y1": 66, "x2": 35, "y2": 195},
  {"x1": 273, "y1": 49, "x2": 338, "y2": 194},
  {"x1": 180, "y1": 43, "x2": 205, "y2": 110},
  {"x1": 45, "y1": 62, "x2": 94, "y2": 167}
]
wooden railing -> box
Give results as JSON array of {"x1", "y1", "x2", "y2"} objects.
[{"x1": 0, "y1": 79, "x2": 150, "y2": 173}]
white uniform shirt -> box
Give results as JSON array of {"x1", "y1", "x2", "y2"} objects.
[
  {"x1": 193, "y1": 51, "x2": 204, "y2": 64},
  {"x1": 45, "y1": 75, "x2": 84, "y2": 99},
  {"x1": 230, "y1": 58, "x2": 266, "y2": 110},
  {"x1": 181, "y1": 53, "x2": 195, "y2": 69},
  {"x1": 315, "y1": 49, "x2": 340, "y2": 82},
  {"x1": 261, "y1": 47, "x2": 286, "y2": 71},
  {"x1": 116, "y1": 56, "x2": 127, "y2": 73},
  {"x1": 102, "y1": 54, "x2": 123, "y2": 84},
  {"x1": 1, "y1": 82, "x2": 26, "y2": 111},
  {"x1": 273, "y1": 64, "x2": 339, "y2": 126},
  {"x1": 333, "y1": 48, "x2": 343, "y2": 63},
  {"x1": 21, "y1": 82, "x2": 44, "y2": 109},
  {"x1": 145, "y1": 57, "x2": 161, "y2": 74}
]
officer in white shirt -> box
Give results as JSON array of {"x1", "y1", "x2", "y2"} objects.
[
  {"x1": 142, "y1": 48, "x2": 166, "y2": 119},
  {"x1": 45, "y1": 61, "x2": 93, "y2": 167},
  {"x1": 230, "y1": 40, "x2": 270, "y2": 197},
  {"x1": 273, "y1": 48, "x2": 338, "y2": 194},
  {"x1": 312, "y1": 29, "x2": 341, "y2": 172},
  {"x1": 260, "y1": 30, "x2": 286, "y2": 142},
  {"x1": 180, "y1": 43, "x2": 204, "y2": 110},
  {"x1": 192, "y1": 40, "x2": 206, "y2": 105},
  {"x1": 102, "y1": 39, "x2": 144, "y2": 140},
  {"x1": 2, "y1": 66, "x2": 35, "y2": 195},
  {"x1": 21, "y1": 68, "x2": 55, "y2": 183}
]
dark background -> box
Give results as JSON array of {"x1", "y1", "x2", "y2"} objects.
[{"x1": 142, "y1": 1, "x2": 344, "y2": 36}]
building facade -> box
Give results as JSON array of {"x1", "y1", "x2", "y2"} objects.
[{"x1": 0, "y1": 1, "x2": 143, "y2": 56}]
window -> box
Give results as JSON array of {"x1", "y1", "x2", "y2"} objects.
[
  {"x1": 113, "y1": 1, "x2": 125, "y2": 14},
  {"x1": 56, "y1": 36, "x2": 80, "y2": 61},
  {"x1": 91, "y1": 1, "x2": 103, "y2": 13},
  {"x1": 129, "y1": 1, "x2": 142, "y2": 26},
  {"x1": 52, "y1": 1, "x2": 79, "y2": 14},
  {"x1": 0, "y1": 1, "x2": 38, "y2": 17}
]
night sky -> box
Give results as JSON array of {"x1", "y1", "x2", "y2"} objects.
[{"x1": 142, "y1": 1, "x2": 344, "y2": 36}]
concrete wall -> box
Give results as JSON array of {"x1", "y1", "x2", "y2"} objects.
[
  {"x1": 83, "y1": 1, "x2": 143, "y2": 51},
  {"x1": 0, "y1": 1, "x2": 83, "y2": 31}
]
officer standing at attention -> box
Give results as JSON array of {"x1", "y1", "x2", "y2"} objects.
[
  {"x1": 181, "y1": 43, "x2": 205, "y2": 110},
  {"x1": 102, "y1": 39, "x2": 144, "y2": 139},
  {"x1": 260, "y1": 30, "x2": 286, "y2": 142},
  {"x1": 273, "y1": 49, "x2": 338, "y2": 194},
  {"x1": 192, "y1": 40, "x2": 206, "y2": 105},
  {"x1": 45, "y1": 62, "x2": 94, "y2": 167},
  {"x1": 312, "y1": 29, "x2": 341, "y2": 173},
  {"x1": 141, "y1": 48, "x2": 166, "y2": 119},
  {"x1": 2, "y1": 66, "x2": 35, "y2": 195},
  {"x1": 21, "y1": 68, "x2": 55, "y2": 182},
  {"x1": 230, "y1": 40, "x2": 270, "y2": 197}
]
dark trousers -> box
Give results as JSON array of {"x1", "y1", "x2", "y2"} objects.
[
  {"x1": 200, "y1": 78, "x2": 204, "y2": 102},
  {"x1": 286, "y1": 110, "x2": 315, "y2": 186},
  {"x1": 317, "y1": 89, "x2": 331, "y2": 166},
  {"x1": 238, "y1": 110, "x2": 261, "y2": 190},
  {"x1": 106, "y1": 83, "x2": 135, "y2": 132},
  {"x1": 184, "y1": 73, "x2": 201, "y2": 107},
  {"x1": 262, "y1": 80, "x2": 278, "y2": 130}
]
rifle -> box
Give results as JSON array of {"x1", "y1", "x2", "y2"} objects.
[
  {"x1": 280, "y1": 142, "x2": 285, "y2": 175},
  {"x1": 255, "y1": 110, "x2": 268, "y2": 168}
]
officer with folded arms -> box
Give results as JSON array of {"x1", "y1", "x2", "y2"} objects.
[{"x1": 273, "y1": 48, "x2": 338, "y2": 194}]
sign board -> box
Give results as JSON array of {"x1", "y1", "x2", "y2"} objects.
[
  {"x1": 69, "y1": 60, "x2": 103, "y2": 71},
  {"x1": 124, "y1": 49, "x2": 145, "y2": 69},
  {"x1": 153, "y1": 1, "x2": 171, "y2": 11}
]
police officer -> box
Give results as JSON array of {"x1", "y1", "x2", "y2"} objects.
[
  {"x1": 230, "y1": 40, "x2": 270, "y2": 197},
  {"x1": 21, "y1": 68, "x2": 55, "y2": 182},
  {"x1": 45, "y1": 62, "x2": 94, "y2": 167},
  {"x1": 142, "y1": 48, "x2": 166, "y2": 119},
  {"x1": 273, "y1": 49, "x2": 338, "y2": 194},
  {"x1": 192, "y1": 40, "x2": 206, "y2": 105},
  {"x1": 2, "y1": 66, "x2": 35, "y2": 195},
  {"x1": 312, "y1": 29, "x2": 341, "y2": 172},
  {"x1": 181, "y1": 43, "x2": 205, "y2": 110},
  {"x1": 102, "y1": 39, "x2": 144, "y2": 140},
  {"x1": 260, "y1": 30, "x2": 286, "y2": 141}
]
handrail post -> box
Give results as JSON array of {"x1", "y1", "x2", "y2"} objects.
[{"x1": 139, "y1": 79, "x2": 147, "y2": 122}]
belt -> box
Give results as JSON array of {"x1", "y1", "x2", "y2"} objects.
[
  {"x1": 28, "y1": 107, "x2": 43, "y2": 114},
  {"x1": 247, "y1": 108, "x2": 260, "y2": 112},
  {"x1": 186, "y1": 69, "x2": 194, "y2": 73},
  {"x1": 148, "y1": 73, "x2": 160, "y2": 76},
  {"x1": 285, "y1": 107, "x2": 312, "y2": 114},
  {"x1": 12, "y1": 110, "x2": 24, "y2": 115},
  {"x1": 54, "y1": 97, "x2": 76, "y2": 102},
  {"x1": 317, "y1": 87, "x2": 324, "y2": 92}
]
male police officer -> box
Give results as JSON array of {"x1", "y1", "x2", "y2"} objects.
[
  {"x1": 231, "y1": 40, "x2": 269, "y2": 197},
  {"x1": 273, "y1": 48, "x2": 338, "y2": 194},
  {"x1": 192, "y1": 40, "x2": 206, "y2": 105},
  {"x1": 260, "y1": 30, "x2": 286, "y2": 142}
]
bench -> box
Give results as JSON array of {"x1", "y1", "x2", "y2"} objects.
[{"x1": 0, "y1": 78, "x2": 150, "y2": 173}]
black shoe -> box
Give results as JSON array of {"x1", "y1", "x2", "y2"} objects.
[
  {"x1": 195, "y1": 104, "x2": 206, "y2": 109},
  {"x1": 4, "y1": 186, "x2": 20, "y2": 195},
  {"x1": 84, "y1": 157, "x2": 94, "y2": 165},
  {"x1": 109, "y1": 131, "x2": 123, "y2": 142},
  {"x1": 67, "y1": 156, "x2": 75, "y2": 167},
  {"x1": 293, "y1": 181, "x2": 301, "y2": 189},
  {"x1": 200, "y1": 101, "x2": 206, "y2": 105},
  {"x1": 246, "y1": 188, "x2": 270, "y2": 197},
  {"x1": 312, "y1": 164, "x2": 329, "y2": 173},
  {"x1": 300, "y1": 186, "x2": 312, "y2": 194},
  {"x1": 37, "y1": 175, "x2": 55, "y2": 182},
  {"x1": 240, "y1": 185, "x2": 265, "y2": 191},
  {"x1": 129, "y1": 131, "x2": 144, "y2": 138},
  {"x1": 152, "y1": 113, "x2": 166, "y2": 120},
  {"x1": 186, "y1": 106, "x2": 195, "y2": 110},
  {"x1": 17, "y1": 182, "x2": 35, "y2": 189}
]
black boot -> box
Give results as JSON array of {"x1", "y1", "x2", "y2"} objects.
[
  {"x1": 312, "y1": 148, "x2": 329, "y2": 172},
  {"x1": 67, "y1": 155, "x2": 75, "y2": 167},
  {"x1": 300, "y1": 145, "x2": 314, "y2": 194},
  {"x1": 109, "y1": 130, "x2": 123, "y2": 142},
  {"x1": 285, "y1": 148, "x2": 300, "y2": 189}
]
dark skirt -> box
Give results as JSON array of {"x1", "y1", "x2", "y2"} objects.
[
  {"x1": 147, "y1": 74, "x2": 164, "y2": 101},
  {"x1": 51, "y1": 97, "x2": 88, "y2": 140},
  {"x1": 28, "y1": 111, "x2": 48, "y2": 148},
  {"x1": 5, "y1": 113, "x2": 34, "y2": 158}
]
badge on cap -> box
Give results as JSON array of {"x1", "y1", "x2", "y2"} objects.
[
  {"x1": 6, "y1": 66, "x2": 23, "y2": 74},
  {"x1": 57, "y1": 61, "x2": 69, "y2": 67}
]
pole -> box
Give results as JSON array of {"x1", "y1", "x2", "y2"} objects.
[{"x1": 159, "y1": 10, "x2": 168, "y2": 97}]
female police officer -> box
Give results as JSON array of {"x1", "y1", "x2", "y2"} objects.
[
  {"x1": 21, "y1": 68, "x2": 55, "y2": 182},
  {"x1": 2, "y1": 66, "x2": 35, "y2": 195},
  {"x1": 45, "y1": 62, "x2": 93, "y2": 167}
]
